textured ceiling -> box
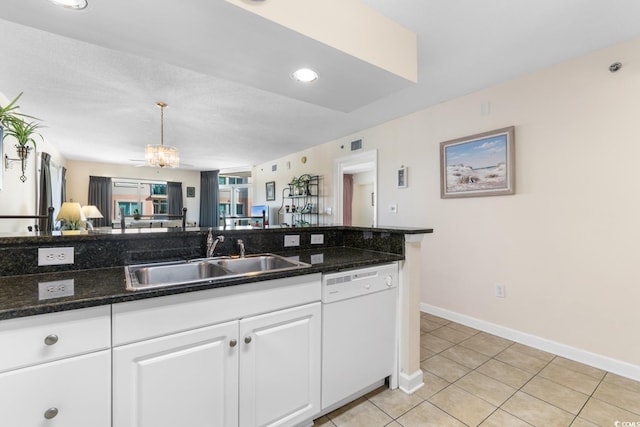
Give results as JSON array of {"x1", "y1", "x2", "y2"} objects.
[{"x1": 1, "y1": 0, "x2": 640, "y2": 171}]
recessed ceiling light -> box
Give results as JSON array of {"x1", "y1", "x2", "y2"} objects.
[
  {"x1": 291, "y1": 68, "x2": 318, "y2": 83},
  {"x1": 48, "y1": 0, "x2": 88, "y2": 10}
]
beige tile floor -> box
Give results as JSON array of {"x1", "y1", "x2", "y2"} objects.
[{"x1": 314, "y1": 312, "x2": 640, "y2": 427}]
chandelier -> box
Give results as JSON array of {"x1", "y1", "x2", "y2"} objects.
[{"x1": 145, "y1": 102, "x2": 179, "y2": 168}]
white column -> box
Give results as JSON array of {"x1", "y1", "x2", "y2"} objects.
[{"x1": 398, "y1": 233, "x2": 425, "y2": 394}]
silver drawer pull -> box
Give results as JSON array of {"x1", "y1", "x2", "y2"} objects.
[
  {"x1": 229, "y1": 339, "x2": 237, "y2": 347},
  {"x1": 44, "y1": 335, "x2": 59, "y2": 346},
  {"x1": 44, "y1": 407, "x2": 59, "y2": 419},
  {"x1": 244, "y1": 336, "x2": 252, "y2": 344}
]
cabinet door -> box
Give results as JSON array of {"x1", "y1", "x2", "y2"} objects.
[
  {"x1": 239, "y1": 302, "x2": 321, "y2": 427},
  {"x1": 113, "y1": 321, "x2": 239, "y2": 427},
  {"x1": 0, "y1": 350, "x2": 111, "y2": 427}
]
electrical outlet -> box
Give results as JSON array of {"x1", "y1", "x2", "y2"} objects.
[
  {"x1": 284, "y1": 235, "x2": 300, "y2": 247},
  {"x1": 310, "y1": 234, "x2": 324, "y2": 244},
  {"x1": 495, "y1": 283, "x2": 506, "y2": 298},
  {"x1": 38, "y1": 279, "x2": 75, "y2": 300},
  {"x1": 310, "y1": 253, "x2": 324, "y2": 264},
  {"x1": 38, "y1": 247, "x2": 74, "y2": 266}
]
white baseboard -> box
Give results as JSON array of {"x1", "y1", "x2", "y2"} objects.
[
  {"x1": 398, "y1": 369, "x2": 424, "y2": 394},
  {"x1": 421, "y1": 303, "x2": 640, "y2": 382}
]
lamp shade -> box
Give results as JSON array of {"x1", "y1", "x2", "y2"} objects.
[
  {"x1": 56, "y1": 202, "x2": 86, "y2": 222},
  {"x1": 145, "y1": 144, "x2": 179, "y2": 168},
  {"x1": 82, "y1": 205, "x2": 103, "y2": 219}
]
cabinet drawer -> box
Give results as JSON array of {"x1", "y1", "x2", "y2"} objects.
[
  {"x1": 0, "y1": 350, "x2": 111, "y2": 427},
  {"x1": 0, "y1": 306, "x2": 111, "y2": 372}
]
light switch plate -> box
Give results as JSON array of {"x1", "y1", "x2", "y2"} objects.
[{"x1": 284, "y1": 235, "x2": 300, "y2": 247}]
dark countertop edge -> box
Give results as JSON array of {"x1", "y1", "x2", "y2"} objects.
[
  {"x1": 0, "y1": 247, "x2": 404, "y2": 321},
  {"x1": 0, "y1": 225, "x2": 433, "y2": 244}
]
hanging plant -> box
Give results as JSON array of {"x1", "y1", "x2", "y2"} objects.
[
  {"x1": 0, "y1": 92, "x2": 39, "y2": 129},
  {"x1": 1, "y1": 93, "x2": 44, "y2": 182},
  {"x1": 2, "y1": 115, "x2": 44, "y2": 151}
]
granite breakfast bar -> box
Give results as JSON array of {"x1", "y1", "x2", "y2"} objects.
[{"x1": 0, "y1": 225, "x2": 432, "y2": 426}]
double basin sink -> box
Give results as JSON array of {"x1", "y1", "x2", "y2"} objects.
[{"x1": 125, "y1": 254, "x2": 311, "y2": 290}]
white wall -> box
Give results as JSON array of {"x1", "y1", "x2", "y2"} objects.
[
  {"x1": 253, "y1": 36, "x2": 640, "y2": 374},
  {"x1": 65, "y1": 160, "x2": 201, "y2": 226}
]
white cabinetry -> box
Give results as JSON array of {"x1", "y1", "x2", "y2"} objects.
[
  {"x1": 113, "y1": 320, "x2": 239, "y2": 427},
  {"x1": 239, "y1": 303, "x2": 321, "y2": 427},
  {"x1": 112, "y1": 274, "x2": 322, "y2": 427},
  {"x1": 0, "y1": 306, "x2": 111, "y2": 427}
]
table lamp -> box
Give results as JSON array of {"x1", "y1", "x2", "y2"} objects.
[
  {"x1": 56, "y1": 202, "x2": 86, "y2": 231},
  {"x1": 82, "y1": 205, "x2": 103, "y2": 229}
]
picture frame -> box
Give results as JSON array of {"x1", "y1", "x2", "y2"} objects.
[
  {"x1": 397, "y1": 167, "x2": 407, "y2": 188},
  {"x1": 265, "y1": 181, "x2": 276, "y2": 201},
  {"x1": 440, "y1": 126, "x2": 515, "y2": 198},
  {"x1": 186, "y1": 186, "x2": 195, "y2": 198}
]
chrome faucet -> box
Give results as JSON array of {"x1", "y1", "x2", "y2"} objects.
[
  {"x1": 237, "y1": 239, "x2": 245, "y2": 258},
  {"x1": 206, "y1": 228, "x2": 225, "y2": 258}
]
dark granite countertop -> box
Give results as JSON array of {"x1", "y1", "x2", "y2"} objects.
[{"x1": 0, "y1": 246, "x2": 403, "y2": 320}]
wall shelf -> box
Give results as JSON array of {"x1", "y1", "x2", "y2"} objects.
[{"x1": 278, "y1": 175, "x2": 320, "y2": 227}]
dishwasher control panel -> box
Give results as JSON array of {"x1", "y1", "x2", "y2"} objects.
[{"x1": 322, "y1": 263, "x2": 398, "y2": 303}]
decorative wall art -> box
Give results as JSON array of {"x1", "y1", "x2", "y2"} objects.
[
  {"x1": 265, "y1": 181, "x2": 276, "y2": 201},
  {"x1": 440, "y1": 126, "x2": 515, "y2": 198},
  {"x1": 186, "y1": 186, "x2": 195, "y2": 198}
]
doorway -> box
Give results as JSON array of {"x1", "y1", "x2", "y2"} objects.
[{"x1": 334, "y1": 150, "x2": 377, "y2": 227}]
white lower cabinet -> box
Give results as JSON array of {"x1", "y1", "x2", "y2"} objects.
[
  {"x1": 0, "y1": 350, "x2": 111, "y2": 427},
  {"x1": 0, "y1": 306, "x2": 111, "y2": 427},
  {"x1": 113, "y1": 302, "x2": 321, "y2": 427},
  {"x1": 112, "y1": 274, "x2": 322, "y2": 427},
  {"x1": 239, "y1": 302, "x2": 321, "y2": 427},
  {"x1": 113, "y1": 320, "x2": 239, "y2": 427}
]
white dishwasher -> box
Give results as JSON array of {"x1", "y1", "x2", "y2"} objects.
[{"x1": 321, "y1": 262, "x2": 398, "y2": 411}]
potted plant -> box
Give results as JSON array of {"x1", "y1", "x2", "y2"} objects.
[
  {"x1": 1, "y1": 92, "x2": 43, "y2": 182},
  {"x1": 3, "y1": 115, "x2": 43, "y2": 154},
  {"x1": 289, "y1": 174, "x2": 311, "y2": 196}
]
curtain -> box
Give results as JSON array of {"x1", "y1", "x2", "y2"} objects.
[
  {"x1": 167, "y1": 181, "x2": 183, "y2": 217},
  {"x1": 199, "y1": 170, "x2": 219, "y2": 227},
  {"x1": 343, "y1": 174, "x2": 353, "y2": 226},
  {"x1": 88, "y1": 176, "x2": 112, "y2": 228},
  {"x1": 60, "y1": 166, "x2": 67, "y2": 206},
  {"x1": 38, "y1": 153, "x2": 52, "y2": 231}
]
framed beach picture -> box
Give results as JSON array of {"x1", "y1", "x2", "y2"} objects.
[
  {"x1": 440, "y1": 126, "x2": 515, "y2": 198},
  {"x1": 265, "y1": 181, "x2": 276, "y2": 201}
]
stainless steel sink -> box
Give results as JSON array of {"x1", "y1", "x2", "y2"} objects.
[
  {"x1": 125, "y1": 254, "x2": 310, "y2": 290},
  {"x1": 213, "y1": 255, "x2": 306, "y2": 275}
]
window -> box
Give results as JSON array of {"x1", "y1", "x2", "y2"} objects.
[
  {"x1": 112, "y1": 178, "x2": 167, "y2": 220},
  {"x1": 218, "y1": 173, "x2": 252, "y2": 226}
]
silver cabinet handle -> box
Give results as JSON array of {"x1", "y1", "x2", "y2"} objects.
[
  {"x1": 244, "y1": 336, "x2": 252, "y2": 344},
  {"x1": 44, "y1": 407, "x2": 59, "y2": 419},
  {"x1": 44, "y1": 335, "x2": 58, "y2": 346},
  {"x1": 229, "y1": 339, "x2": 237, "y2": 347}
]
